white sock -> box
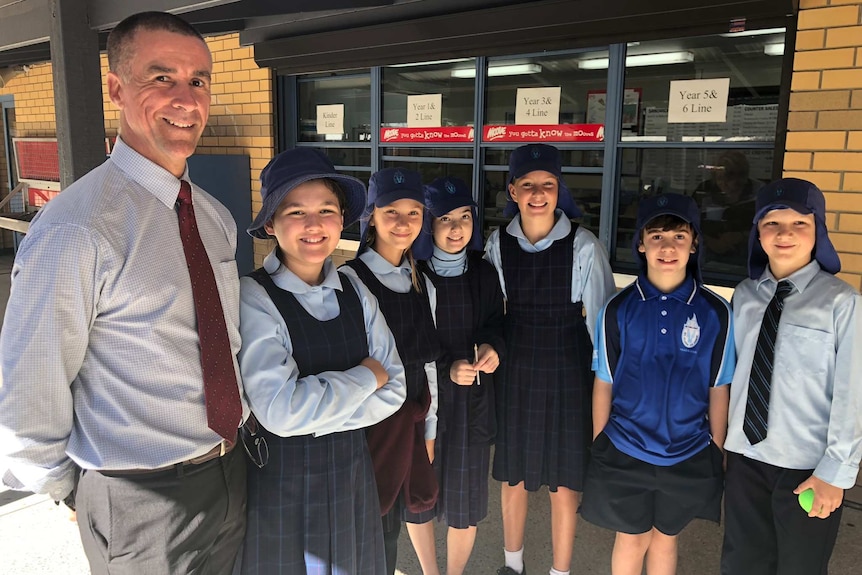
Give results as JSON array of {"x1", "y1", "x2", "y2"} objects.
[
  {"x1": 549, "y1": 568, "x2": 570, "y2": 575},
  {"x1": 504, "y1": 547, "x2": 524, "y2": 573}
]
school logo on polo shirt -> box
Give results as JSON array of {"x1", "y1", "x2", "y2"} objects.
[{"x1": 681, "y1": 313, "x2": 700, "y2": 348}]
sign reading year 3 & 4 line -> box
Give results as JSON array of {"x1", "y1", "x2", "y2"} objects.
[
  {"x1": 515, "y1": 87, "x2": 561, "y2": 125},
  {"x1": 667, "y1": 78, "x2": 730, "y2": 124}
]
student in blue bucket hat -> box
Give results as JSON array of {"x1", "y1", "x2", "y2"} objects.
[
  {"x1": 239, "y1": 148, "x2": 407, "y2": 574},
  {"x1": 722, "y1": 178, "x2": 862, "y2": 575},
  {"x1": 581, "y1": 192, "x2": 734, "y2": 575},
  {"x1": 484, "y1": 143, "x2": 615, "y2": 575},
  {"x1": 341, "y1": 167, "x2": 442, "y2": 575},
  {"x1": 407, "y1": 176, "x2": 506, "y2": 575}
]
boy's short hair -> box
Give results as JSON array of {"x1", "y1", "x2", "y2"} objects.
[
  {"x1": 633, "y1": 193, "x2": 703, "y2": 282},
  {"x1": 640, "y1": 214, "x2": 698, "y2": 245},
  {"x1": 747, "y1": 178, "x2": 840, "y2": 279}
]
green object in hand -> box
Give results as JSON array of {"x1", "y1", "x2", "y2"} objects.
[{"x1": 798, "y1": 488, "x2": 815, "y2": 513}]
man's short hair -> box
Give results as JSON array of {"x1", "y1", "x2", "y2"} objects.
[{"x1": 107, "y1": 12, "x2": 205, "y2": 78}]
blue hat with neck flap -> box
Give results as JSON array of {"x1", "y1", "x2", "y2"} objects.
[
  {"x1": 414, "y1": 176, "x2": 483, "y2": 260},
  {"x1": 632, "y1": 193, "x2": 704, "y2": 283},
  {"x1": 503, "y1": 143, "x2": 583, "y2": 219}
]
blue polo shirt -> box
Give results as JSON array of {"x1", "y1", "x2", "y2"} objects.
[{"x1": 592, "y1": 275, "x2": 735, "y2": 466}]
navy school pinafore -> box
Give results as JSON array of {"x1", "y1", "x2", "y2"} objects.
[
  {"x1": 242, "y1": 270, "x2": 385, "y2": 575},
  {"x1": 422, "y1": 262, "x2": 493, "y2": 529},
  {"x1": 493, "y1": 224, "x2": 594, "y2": 492},
  {"x1": 343, "y1": 259, "x2": 441, "y2": 528}
]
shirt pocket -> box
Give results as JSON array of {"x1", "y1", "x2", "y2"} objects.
[{"x1": 774, "y1": 323, "x2": 833, "y2": 380}]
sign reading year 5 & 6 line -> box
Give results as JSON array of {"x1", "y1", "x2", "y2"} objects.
[{"x1": 667, "y1": 78, "x2": 730, "y2": 124}]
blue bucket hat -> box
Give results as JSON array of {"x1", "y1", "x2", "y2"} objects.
[
  {"x1": 359, "y1": 168, "x2": 426, "y2": 254},
  {"x1": 248, "y1": 148, "x2": 367, "y2": 239},
  {"x1": 413, "y1": 176, "x2": 483, "y2": 260},
  {"x1": 503, "y1": 143, "x2": 583, "y2": 219},
  {"x1": 632, "y1": 193, "x2": 703, "y2": 283},
  {"x1": 747, "y1": 177, "x2": 840, "y2": 279}
]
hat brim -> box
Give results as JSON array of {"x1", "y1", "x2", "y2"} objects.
[
  {"x1": 248, "y1": 173, "x2": 367, "y2": 239},
  {"x1": 752, "y1": 200, "x2": 812, "y2": 224}
]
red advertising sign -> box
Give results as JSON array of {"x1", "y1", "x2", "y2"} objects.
[
  {"x1": 482, "y1": 124, "x2": 605, "y2": 143},
  {"x1": 380, "y1": 126, "x2": 475, "y2": 143}
]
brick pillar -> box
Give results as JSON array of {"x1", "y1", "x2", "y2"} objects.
[{"x1": 785, "y1": 0, "x2": 862, "y2": 290}]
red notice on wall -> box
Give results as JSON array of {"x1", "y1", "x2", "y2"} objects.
[
  {"x1": 380, "y1": 126, "x2": 475, "y2": 143},
  {"x1": 482, "y1": 124, "x2": 605, "y2": 142}
]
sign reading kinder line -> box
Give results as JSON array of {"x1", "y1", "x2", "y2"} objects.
[
  {"x1": 482, "y1": 124, "x2": 605, "y2": 142},
  {"x1": 380, "y1": 126, "x2": 475, "y2": 143}
]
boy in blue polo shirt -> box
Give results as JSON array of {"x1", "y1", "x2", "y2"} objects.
[
  {"x1": 721, "y1": 178, "x2": 862, "y2": 575},
  {"x1": 582, "y1": 193, "x2": 735, "y2": 575}
]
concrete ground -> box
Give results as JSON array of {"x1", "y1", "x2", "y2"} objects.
[{"x1": 1, "y1": 249, "x2": 861, "y2": 574}]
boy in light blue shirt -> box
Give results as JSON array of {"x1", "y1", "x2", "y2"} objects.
[{"x1": 721, "y1": 177, "x2": 862, "y2": 575}]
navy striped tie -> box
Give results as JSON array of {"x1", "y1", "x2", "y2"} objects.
[{"x1": 743, "y1": 280, "x2": 794, "y2": 445}]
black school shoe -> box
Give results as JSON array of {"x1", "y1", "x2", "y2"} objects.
[{"x1": 496, "y1": 566, "x2": 526, "y2": 575}]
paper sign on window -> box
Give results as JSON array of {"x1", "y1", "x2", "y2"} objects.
[
  {"x1": 667, "y1": 79, "x2": 730, "y2": 124},
  {"x1": 407, "y1": 94, "x2": 442, "y2": 128},
  {"x1": 316, "y1": 104, "x2": 344, "y2": 135},
  {"x1": 515, "y1": 87, "x2": 561, "y2": 125}
]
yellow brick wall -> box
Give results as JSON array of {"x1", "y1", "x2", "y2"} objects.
[
  {"x1": 787, "y1": 0, "x2": 862, "y2": 290},
  {"x1": 0, "y1": 33, "x2": 275, "y2": 264}
]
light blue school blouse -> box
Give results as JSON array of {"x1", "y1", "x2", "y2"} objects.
[
  {"x1": 239, "y1": 250, "x2": 407, "y2": 437},
  {"x1": 725, "y1": 260, "x2": 862, "y2": 489},
  {"x1": 483, "y1": 210, "x2": 616, "y2": 341},
  {"x1": 339, "y1": 249, "x2": 440, "y2": 441}
]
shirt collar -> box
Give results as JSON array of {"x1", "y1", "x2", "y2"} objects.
[
  {"x1": 505, "y1": 210, "x2": 571, "y2": 245},
  {"x1": 430, "y1": 245, "x2": 468, "y2": 275},
  {"x1": 359, "y1": 247, "x2": 412, "y2": 277},
  {"x1": 109, "y1": 136, "x2": 190, "y2": 209},
  {"x1": 635, "y1": 274, "x2": 698, "y2": 304},
  {"x1": 755, "y1": 259, "x2": 819, "y2": 295},
  {"x1": 263, "y1": 248, "x2": 343, "y2": 293}
]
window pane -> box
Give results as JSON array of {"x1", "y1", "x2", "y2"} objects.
[
  {"x1": 382, "y1": 59, "x2": 476, "y2": 128},
  {"x1": 484, "y1": 52, "x2": 609, "y2": 142},
  {"x1": 316, "y1": 147, "x2": 372, "y2": 168},
  {"x1": 618, "y1": 30, "x2": 785, "y2": 143},
  {"x1": 382, "y1": 147, "x2": 472, "y2": 160},
  {"x1": 298, "y1": 75, "x2": 372, "y2": 143},
  {"x1": 616, "y1": 148, "x2": 775, "y2": 281}
]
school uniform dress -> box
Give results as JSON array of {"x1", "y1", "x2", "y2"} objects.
[
  {"x1": 239, "y1": 253, "x2": 407, "y2": 575},
  {"x1": 582, "y1": 275, "x2": 734, "y2": 535},
  {"x1": 722, "y1": 261, "x2": 862, "y2": 575},
  {"x1": 342, "y1": 251, "x2": 441, "y2": 525},
  {"x1": 422, "y1": 249, "x2": 505, "y2": 528},
  {"x1": 484, "y1": 212, "x2": 615, "y2": 492}
]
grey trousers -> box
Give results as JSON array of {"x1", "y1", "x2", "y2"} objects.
[{"x1": 77, "y1": 446, "x2": 247, "y2": 575}]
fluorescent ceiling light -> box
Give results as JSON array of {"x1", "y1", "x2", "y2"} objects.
[
  {"x1": 721, "y1": 26, "x2": 785, "y2": 38},
  {"x1": 764, "y1": 43, "x2": 784, "y2": 56},
  {"x1": 451, "y1": 63, "x2": 542, "y2": 78},
  {"x1": 578, "y1": 51, "x2": 694, "y2": 70}
]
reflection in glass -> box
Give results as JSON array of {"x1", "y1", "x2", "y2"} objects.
[
  {"x1": 484, "y1": 54, "x2": 608, "y2": 127},
  {"x1": 617, "y1": 30, "x2": 785, "y2": 143},
  {"x1": 616, "y1": 148, "x2": 774, "y2": 281},
  {"x1": 317, "y1": 147, "x2": 372, "y2": 168},
  {"x1": 382, "y1": 60, "x2": 476, "y2": 128},
  {"x1": 298, "y1": 74, "x2": 372, "y2": 143}
]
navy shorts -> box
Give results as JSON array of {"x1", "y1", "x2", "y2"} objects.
[{"x1": 580, "y1": 432, "x2": 724, "y2": 536}]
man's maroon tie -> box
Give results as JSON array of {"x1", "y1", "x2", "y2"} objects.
[{"x1": 177, "y1": 180, "x2": 241, "y2": 442}]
